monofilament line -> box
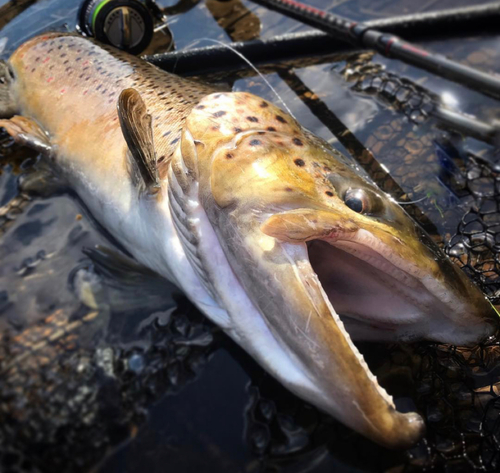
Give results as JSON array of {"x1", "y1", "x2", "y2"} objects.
[{"x1": 181, "y1": 38, "x2": 296, "y2": 119}]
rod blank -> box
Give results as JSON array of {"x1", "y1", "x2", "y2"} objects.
[{"x1": 248, "y1": 0, "x2": 500, "y2": 99}]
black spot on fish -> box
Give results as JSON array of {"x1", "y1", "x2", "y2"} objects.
[
  {"x1": 247, "y1": 116, "x2": 259, "y2": 123},
  {"x1": 96, "y1": 85, "x2": 102, "y2": 90},
  {"x1": 163, "y1": 131, "x2": 171, "y2": 137},
  {"x1": 293, "y1": 138, "x2": 303, "y2": 146},
  {"x1": 285, "y1": 187, "x2": 293, "y2": 192},
  {"x1": 267, "y1": 127, "x2": 276, "y2": 132},
  {"x1": 325, "y1": 191, "x2": 334, "y2": 197},
  {"x1": 260, "y1": 101, "x2": 268, "y2": 108},
  {"x1": 196, "y1": 105, "x2": 205, "y2": 110},
  {"x1": 294, "y1": 158, "x2": 305, "y2": 167},
  {"x1": 226, "y1": 153, "x2": 233, "y2": 159},
  {"x1": 249, "y1": 139, "x2": 261, "y2": 146},
  {"x1": 158, "y1": 155, "x2": 166, "y2": 163},
  {"x1": 170, "y1": 137, "x2": 180, "y2": 145},
  {"x1": 276, "y1": 115, "x2": 286, "y2": 123},
  {"x1": 234, "y1": 127, "x2": 242, "y2": 133},
  {"x1": 213, "y1": 111, "x2": 226, "y2": 118}
]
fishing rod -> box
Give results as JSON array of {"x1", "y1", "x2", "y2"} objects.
[
  {"x1": 146, "y1": 40, "x2": 500, "y2": 145},
  {"x1": 247, "y1": 0, "x2": 500, "y2": 100}
]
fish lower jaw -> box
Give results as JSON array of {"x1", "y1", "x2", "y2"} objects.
[{"x1": 280, "y1": 243, "x2": 426, "y2": 447}]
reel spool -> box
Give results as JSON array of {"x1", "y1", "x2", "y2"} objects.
[{"x1": 78, "y1": 0, "x2": 155, "y2": 54}]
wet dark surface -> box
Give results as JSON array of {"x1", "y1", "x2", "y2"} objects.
[{"x1": 2, "y1": 0, "x2": 500, "y2": 472}]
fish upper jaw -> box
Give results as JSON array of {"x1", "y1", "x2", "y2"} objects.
[{"x1": 262, "y1": 209, "x2": 498, "y2": 347}]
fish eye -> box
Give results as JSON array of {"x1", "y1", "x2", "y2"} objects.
[{"x1": 344, "y1": 189, "x2": 369, "y2": 214}]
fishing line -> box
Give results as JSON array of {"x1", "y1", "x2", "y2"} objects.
[
  {"x1": 182, "y1": 37, "x2": 296, "y2": 119},
  {"x1": 397, "y1": 197, "x2": 427, "y2": 205}
]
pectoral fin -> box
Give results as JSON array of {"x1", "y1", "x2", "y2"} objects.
[
  {"x1": 77, "y1": 246, "x2": 179, "y2": 312},
  {"x1": 117, "y1": 88, "x2": 159, "y2": 193},
  {"x1": 0, "y1": 116, "x2": 52, "y2": 155}
]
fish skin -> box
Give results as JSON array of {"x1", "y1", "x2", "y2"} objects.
[
  {"x1": 9, "y1": 33, "x2": 214, "y2": 182},
  {"x1": 0, "y1": 33, "x2": 497, "y2": 449}
]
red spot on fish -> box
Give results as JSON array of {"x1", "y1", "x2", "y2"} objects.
[
  {"x1": 47, "y1": 77, "x2": 54, "y2": 83},
  {"x1": 82, "y1": 60, "x2": 89, "y2": 66},
  {"x1": 83, "y1": 90, "x2": 88, "y2": 95},
  {"x1": 60, "y1": 88, "x2": 66, "y2": 94},
  {"x1": 43, "y1": 57, "x2": 50, "y2": 63},
  {"x1": 41, "y1": 35, "x2": 49, "y2": 40}
]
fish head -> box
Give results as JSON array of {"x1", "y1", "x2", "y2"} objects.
[{"x1": 178, "y1": 91, "x2": 498, "y2": 448}]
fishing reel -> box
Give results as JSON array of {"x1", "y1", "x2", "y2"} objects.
[{"x1": 78, "y1": 0, "x2": 164, "y2": 54}]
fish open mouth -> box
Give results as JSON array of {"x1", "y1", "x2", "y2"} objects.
[
  {"x1": 254, "y1": 214, "x2": 495, "y2": 447},
  {"x1": 306, "y1": 228, "x2": 492, "y2": 345}
]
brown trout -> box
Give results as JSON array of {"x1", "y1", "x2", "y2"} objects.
[{"x1": 0, "y1": 33, "x2": 497, "y2": 449}]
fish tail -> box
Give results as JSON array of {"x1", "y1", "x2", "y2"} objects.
[{"x1": 0, "y1": 60, "x2": 17, "y2": 118}]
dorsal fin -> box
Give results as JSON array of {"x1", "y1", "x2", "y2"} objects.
[{"x1": 117, "y1": 88, "x2": 159, "y2": 193}]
